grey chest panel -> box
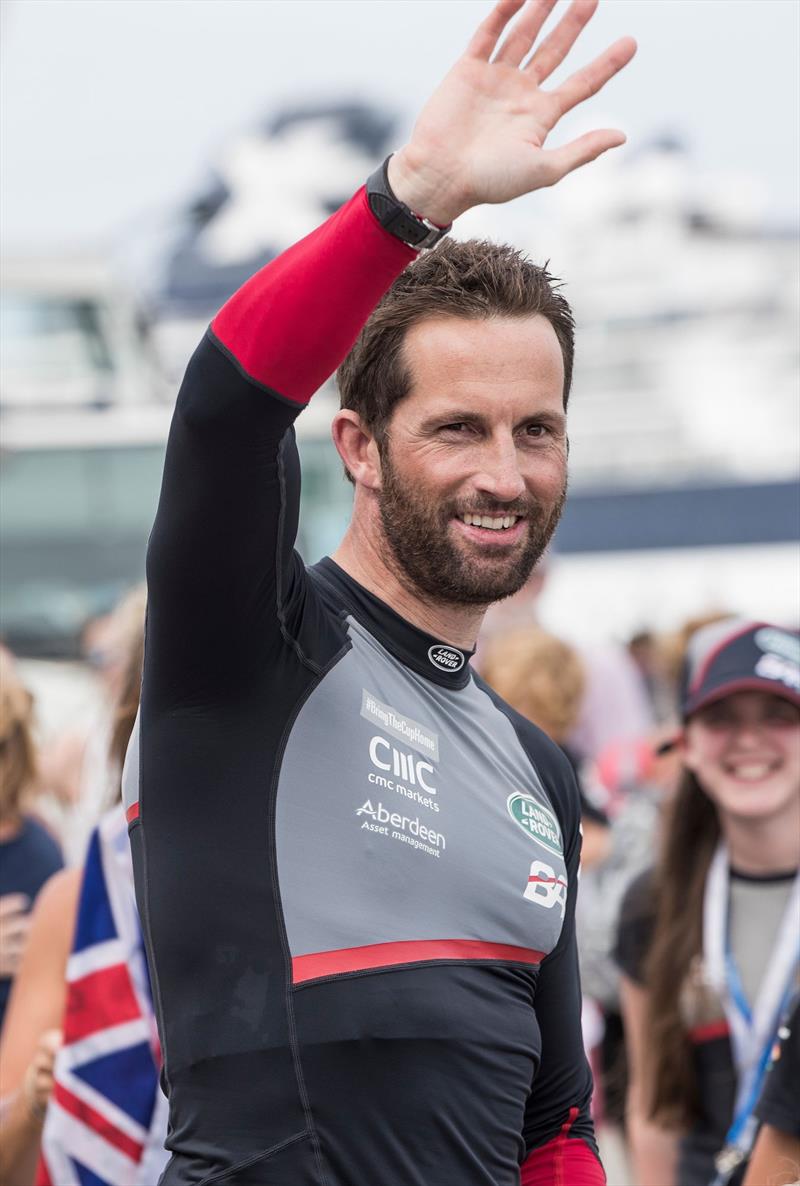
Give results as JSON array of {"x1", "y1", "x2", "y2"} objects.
[{"x1": 275, "y1": 618, "x2": 568, "y2": 983}]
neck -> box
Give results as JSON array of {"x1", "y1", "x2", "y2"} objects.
[
  {"x1": 720, "y1": 801, "x2": 800, "y2": 876},
  {"x1": 332, "y1": 523, "x2": 486, "y2": 650}
]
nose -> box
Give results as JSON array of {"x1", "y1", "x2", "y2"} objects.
[
  {"x1": 732, "y1": 722, "x2": 767, "y2": 749},
  {"x1": 473, "y1": 434, "x2": 526, "y2": 504}
]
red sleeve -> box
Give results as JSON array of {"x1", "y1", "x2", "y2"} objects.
[
  {"x1": 520, "y1": 1108, "x2": 606, "y2": 1186},
  {"x1": 211, "y1": 186, "x2": 415, "y2": 404}
]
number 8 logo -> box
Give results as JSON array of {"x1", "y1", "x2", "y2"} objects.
[{"x1": 523, "y1": 859, "x2": 567, "y2": 921}]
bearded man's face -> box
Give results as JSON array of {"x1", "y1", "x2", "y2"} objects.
[
  {"x1": 373, "y1": 315, "x2": 569, "y2": 608},
  {"x1": 378, "y1": 443, "x2": 565, "y2": 605}
]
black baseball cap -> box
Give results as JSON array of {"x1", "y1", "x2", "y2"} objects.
[
  {"x1": 680, "y1": 618, "x2": 800, "y2": 719},
  {"x1": 656, "y1": 619, "x2": 800, "y2": 753}
]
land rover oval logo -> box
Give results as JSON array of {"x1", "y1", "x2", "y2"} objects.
[
  {"x1": 428, "y1": 645, "x2": 465, "y2": 673},
  {"x1": 506, "y1": 793, "x2": 563, "y2": 857}
]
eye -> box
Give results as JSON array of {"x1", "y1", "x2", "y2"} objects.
[
  {"x1": 440, "y1": 422, "x2": 475, "y2": 436},
  {"x1": 764, "y1": 700, "x2": 800, "y2": 726},
  {"x1": 522, "y1": 422, "x2": 550, "y2": 440},
  {"x1": 697, "y1": 704, "x2": 734, "y2": 729}
]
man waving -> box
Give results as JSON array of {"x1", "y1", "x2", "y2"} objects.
[{"x1": 125, "y1": 2, "x2": 636, "y2": 1183}]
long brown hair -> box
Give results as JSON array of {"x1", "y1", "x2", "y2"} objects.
[
  {"x1": 0, "y1": 651, "x2": 37, "y2": 821},
  {"x1": 643, "y1": 768, "x2": 720, "y2": 1126}
]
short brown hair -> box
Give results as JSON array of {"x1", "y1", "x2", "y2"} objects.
[{"x1": 336, "y1": 238, "x2": 575, "y2": 453}]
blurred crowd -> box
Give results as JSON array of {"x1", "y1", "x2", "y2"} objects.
[{"x1": 1, "y1": 577, "x2": 798, "y2": 1186}]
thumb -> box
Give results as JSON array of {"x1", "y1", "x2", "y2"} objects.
[{"x1": 540, "y1": 128, "x2": 626, "y2": 185}]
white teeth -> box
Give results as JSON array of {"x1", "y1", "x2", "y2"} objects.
[
  {"x1": 730, "y1": 763, "x2": 774, "y2": 780},
  {"x1": 460, "y1": 514, "x2": 518, "y2": 530}
]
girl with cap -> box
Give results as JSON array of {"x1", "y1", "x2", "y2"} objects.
[{"x1": 614, "y1": 619, "x2": 800, "y2": 1186}]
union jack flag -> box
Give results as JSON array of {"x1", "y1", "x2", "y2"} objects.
[{"x1": 36, "y1": 807, "x2": 169, "y2": 1186}]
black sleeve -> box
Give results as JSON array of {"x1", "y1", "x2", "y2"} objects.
[
  {"x1": 755, "y1": 995, "x2": 800, "y2": 1138},
  {"x1": 144, "y1": 188, "x2": 415, "y2": 716},
  {"x1": 613, "y1": 866, "x2": 657, "y2": 985},
  {"x1": 145, "y1": 336, "x2": 304, "y2": 714},
  {"x1": 133, "y1": 193, "x2": 415, "y2": 1173}
]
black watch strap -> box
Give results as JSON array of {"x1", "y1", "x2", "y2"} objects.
[{"x1": 366, "y1": 156, "x2": 452, "y2": 252}]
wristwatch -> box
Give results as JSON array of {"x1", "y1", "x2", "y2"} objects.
[{"x1": 366, "y1": 156, "x2": 452, "y2": 252}]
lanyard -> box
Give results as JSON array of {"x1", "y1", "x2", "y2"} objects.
[{"x1": 703, "y1": 844, "x2": 800, "y2": 1185}]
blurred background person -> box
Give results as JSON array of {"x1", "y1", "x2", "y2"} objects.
[
  {"x1": 481, "y1": 624, "x2": 610, "y2": 866},
  {"x1": 566, "y1": 636, "x2": 656, "y2": 770},
  {"x1": 0, "y1": 650, "x2": 63, "y2": 1038},
  {"x1": 615, "y1": 619, "x2": 800, "y2": 1186},
  {"x1": 0, "y1": 599, "x2": 166, "y2": 1186},
  {"x1": 36, "y1": 586, "x2": 147, "y2": 866}
]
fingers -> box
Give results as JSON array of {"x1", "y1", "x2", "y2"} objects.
[
  {"x1": 493, "y1": 0, "x2": 558, "y2": 68},
  {"x1": 0, "y1": 893, "x2": 30, "y2": 918},
  {"x1": 0, "y1": 914, "x2": 30, "y2": 941},
  {"x1": 540, "y1": 128, "x2": 627, "y2": 184},
  {"x1": 0, "y1": 895, "x2": 32, "y2": 976},
  {"x1": 467, "y1": 0, "x2": 527, "y2": 61},
  {"x1": 525, "y1": 0, "x2": 598, "y2": 83},
  {"x1": 550, "y1": 35, "x2": 637, "y2": 117},
  {"x1": 0, "y1": 912, "x2": 31, "y2": 972}
]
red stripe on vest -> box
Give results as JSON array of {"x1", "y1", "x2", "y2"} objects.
[{"x1": 293, "y1": 938, "x2": 545, "y2": 984}]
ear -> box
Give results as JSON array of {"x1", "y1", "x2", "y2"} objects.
[{"x1": 331, "y1": 410, "x2": 383, "y2": 491}]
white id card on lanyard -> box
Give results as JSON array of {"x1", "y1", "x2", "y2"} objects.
[{"x1": 703, "y1": 844, "x2": 800, "y2": 1184}]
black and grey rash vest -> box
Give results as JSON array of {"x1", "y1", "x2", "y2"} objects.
[{"x1": 124, "y1": 185, "x2": 602, "y2": 1186}]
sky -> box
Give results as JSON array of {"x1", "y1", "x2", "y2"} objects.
[{"x1": 1, "y1": 0, "x2": 799, "y2": 252}]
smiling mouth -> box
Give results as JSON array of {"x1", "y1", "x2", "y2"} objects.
[
  {"x1": 458, "y1": 513, "x2": 522, "y2": 532},
  {"x1": 724, "y1": 761, "x2": 781, "y2": 781}
]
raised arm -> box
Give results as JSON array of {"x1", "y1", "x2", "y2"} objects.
[
  {"x1": 145, "y1": 196, "x2": 415, "y2": 708},
  {"x1": 146, "y1": 0, "x2": 635, "y2": 705}
]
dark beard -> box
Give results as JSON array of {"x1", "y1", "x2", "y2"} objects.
[{"x1": 377, "y1": 451, "x2": 566, "y2": 608}]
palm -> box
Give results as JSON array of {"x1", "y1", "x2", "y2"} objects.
[
  {"x1": 418, "y1": 57, "x2": 560, "y2": 204},
  {"x1": 399, "y1": 0, "x2": 636, "y2": 221}
]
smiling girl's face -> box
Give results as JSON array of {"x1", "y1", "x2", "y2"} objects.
[{"x1": 682, "y1": 690, "x2": 800, "y2": 825}]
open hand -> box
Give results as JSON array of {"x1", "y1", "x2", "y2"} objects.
[{"x1": 390, "y1": 0, "x2": 636, "y2": 225}]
